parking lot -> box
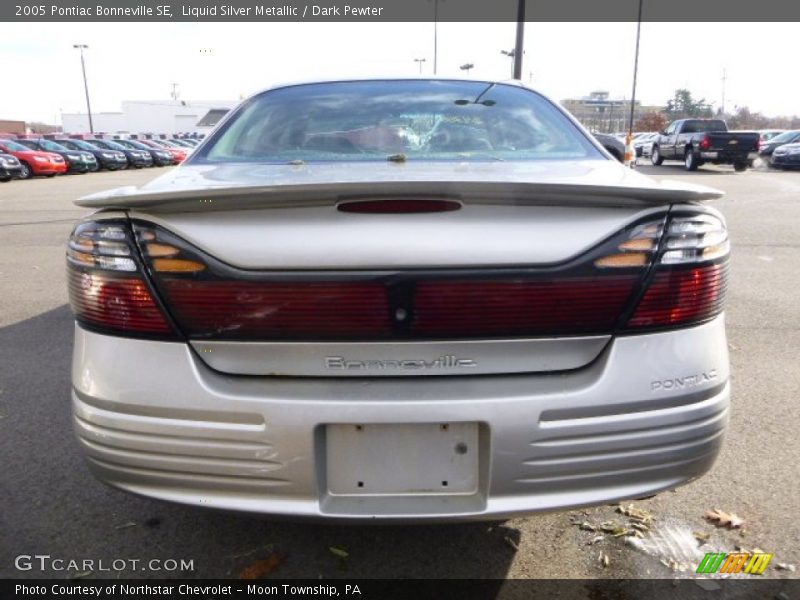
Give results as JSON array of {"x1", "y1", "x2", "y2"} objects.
[{"x1": 0, "y1": 165, "x2": 798, "y2": 582}]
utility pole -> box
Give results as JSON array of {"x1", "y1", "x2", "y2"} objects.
[
  {"x1": 414, "y1": 58, "x2": 427, "y2": 74},
  {"x1": 73, "y1": 44, "x2": 94, "y2": 134},
  {"x1": 513, "y1": 0, "x2": 525, "y2": 80},
  {"x1": 433, "y1": 0, "x2": 440, "y2": 75},
  {"x1": 171, "y1": 82, "x2": 180, "y2": 100},
  {"x1": 501, "y1": 49, "x2": 515, "y2": 78},
  {"x1": 627, "y1": 0, "x2": 643, "y2": 138},
  {"x1": 721, "y1": 68, "x2": 727, "y2": 115}
]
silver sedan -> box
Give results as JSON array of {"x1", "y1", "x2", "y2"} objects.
[{"x1": 67, "y1": 79, "x2": 730, "y2": 521}]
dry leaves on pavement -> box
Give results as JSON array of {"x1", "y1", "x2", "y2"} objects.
[
  {"x1": 705, "y1": 508, "x2": 746, "y2": 529},
  {"x1": 239, "y1": 552, "x2": 285, "y2": 579}
]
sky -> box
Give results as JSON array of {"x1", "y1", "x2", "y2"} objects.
[{"x1": 0, "y1": 21, "x2": 797, "y2": 124}]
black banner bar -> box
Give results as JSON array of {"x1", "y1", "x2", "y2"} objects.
[
  {"x1": 4, "y1": 0, "x2": 800, "y2": 22},
  {"x1": 3, "y1": 579, "x2": 799, "y2": 600}
]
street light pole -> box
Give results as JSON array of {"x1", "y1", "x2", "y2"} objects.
[
  {"x1": 73, "y1": 44, "x2": 94, "y2": 134},
  {"x1": 501, "y1": 49, "x2": 515, "y2": 78},
  {"x1": 433, "y1": 0, "x2": 439, "y2": 75},
  {"x1": 627, "y1": 0, "x2": 643, "y2": 137},
  {"x1": 414, "y1": 58, "x2": 427, "y2": 74},
  {"x1": 513, "y1": 0, "x2": 525, "y2": 80}
]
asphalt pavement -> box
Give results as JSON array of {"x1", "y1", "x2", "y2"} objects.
[{"x1": 0, "y1": 163, "x2": 798, "y2": 583}]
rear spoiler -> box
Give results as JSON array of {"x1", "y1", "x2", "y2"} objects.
[{"x1": 77, "y1": 179, "x2": 724, "y2": 213}]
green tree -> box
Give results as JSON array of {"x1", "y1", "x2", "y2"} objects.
[{"x1": 665, "y1": 89, "x2": 713, "y2": 119}]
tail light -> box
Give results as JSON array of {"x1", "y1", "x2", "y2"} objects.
[
  {"x1": 624, "y1": 213, "x2": 730, "y2": 330},
  {"x1": 66, "y1": 221, "x2": 176, "y2": 337},
  {"x1": 67, "y1": 211, "x2": 728, "y2": 343},
  {"x1": 129, "y1": 219, "x2": 671, "y2": 341},
  {"x1": 699, "y1": 136, "x2": 711, "y2": 151}
]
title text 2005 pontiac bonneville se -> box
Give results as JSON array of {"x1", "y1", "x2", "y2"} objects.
[{"x1": 68, "y1": 79, "x2": 729, "y2": 520}]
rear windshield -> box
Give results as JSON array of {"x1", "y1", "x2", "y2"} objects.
[
  {"x1": 192, "y1": 80, "x2": 602, "y2": 164},
  {"x1": 682, "y1": 120, "x2": 728, "y2": 134}
]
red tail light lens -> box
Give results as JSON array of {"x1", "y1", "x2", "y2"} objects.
[
  {"x1": 337, "y1": 199, "x2": 462, "y2": 213},
  {"x1": 626, "y1": 264, "x2": 729, "y2": 328},
  {"x1": 414, "y1": 276, "x2": 639, "y2": 336},
  {"x1": 66, "y1": 221, "x2": 176, "y2": 338},
  {"x1": 699, "y1": 135, "x2": 711, "y2": 150},
  {"x1": 162, "y1": 280, "x2": 391, "y2": 338},
  {"x1": 67, "y1": 270, "x2": 172, "y2": 334},
  {"x1": 623, "y1": 213, "x2": 730, "y2": 331}
]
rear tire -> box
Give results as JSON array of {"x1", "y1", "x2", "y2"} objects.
[
  {"x1": 651, "y1": 146, "x2": 663, "y2": 165},
  {"x1": 18, "y1": 162, "x2": 33, "y2": 179},
  {"x1": 733, "y1": 162, "x2": 748, "y2": 172},
  {"x1": 0, "y1": 175, "x2": 11, "y2": 182},
  {"x1": 684, "y1": 149, "x2": 699, "y2": 171}
]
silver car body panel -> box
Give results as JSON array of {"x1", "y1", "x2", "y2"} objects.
[
  {"x1": 128, "y1": 203, "x2": 666, "y2": 270},
  {"x1": 72, "y1": 315, "x2": 729, "y2": 521},
  {"x1": 190, "y1": 336, "x2": 611, "y2": 377}
]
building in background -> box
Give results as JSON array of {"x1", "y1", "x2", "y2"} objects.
[
  {"x1": 0, "y1": 119, "x2": 27, "y2": 135},
  {"x1": 562, "y1": 91, "x2": 662, "y2": 134},
  {"x1": 61, "y1": 99, "x2": 237, "y2": 135}
]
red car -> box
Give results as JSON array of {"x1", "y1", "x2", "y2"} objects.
[
  {"x1": 138, "y1": 139, "x2": 187, "y2": 163},
  {"x1": 0, "y1": 138, "x2": 67, "y2": 178}
]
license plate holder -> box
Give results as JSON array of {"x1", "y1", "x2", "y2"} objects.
[{"x1": 325, "y1": 423, "x2": 479, "y2": 496}]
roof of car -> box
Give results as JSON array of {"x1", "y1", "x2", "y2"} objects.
[{"x1": 248, "y1": 76, "x2": 529, "y2": 99}]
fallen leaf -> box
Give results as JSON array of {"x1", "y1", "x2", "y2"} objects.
[
  {"x1": 631, "y1": 522, "x2": 649, "y2": 532},
  {"x1": 599, "y1": 521, "x2": 620, "y2": 533},
  {"x1": 115, "y1": 521, "x2": 137, "y2": 530},
  {"x1": 239, "y1": 553, "x2": 285, "y2": 580},
  {"x1": 70, "y1": 571, "x2": 93, "y2": 579},
  {"x1": 329, "y1": 546, "x2": 349, "y2": 559},
  {"x1": 693, "y1": 530, "x2": 711, "y2": 544},
  {"x1": 617, "y1": 504, "x2": 654, "y2": 523},
  {"x1": 611, "y1": 527, "x2": 630, "y2": 538},
  {"x1": 599, "y1": 552, "x2": 610, "y2": 568},
  {"x1": 504, "y1": 536, "x2": 519, "y2": 551},
  {"x1": 227, "y1": 544, "x2": 274, "y2": 560},
  {"x1": 705, "y1": 508, "x2": 745, "y2": 529},
  {"x1": 587, "y1": 535, "x2": 604, "y2": 545},
  {"x1": 775, "y1": 563, "x2": 796, "y2": 572},
  {"x1": 579, "y1": 522, "x2": 597, "y2": 532}
]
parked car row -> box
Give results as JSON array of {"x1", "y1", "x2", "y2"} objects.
[
  {"x1": 611, "y1": 124, "x2": 800, "y2": 171},
  {"x1": 0, "y1": 134, "x2": 202, "y2": 181}
]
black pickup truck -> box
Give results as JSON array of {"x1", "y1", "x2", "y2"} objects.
[{"x1": 650, "y1": 119, "x2": 759, "y2": 171}]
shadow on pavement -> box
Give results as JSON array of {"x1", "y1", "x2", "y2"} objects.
[{"x1": 0, "y1": 305, "x2": 516, "y2": 583}]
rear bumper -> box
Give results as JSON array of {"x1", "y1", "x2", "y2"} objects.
[
  {"x1": 71, "y1": 316, "x2": 730, "y2": 521},
  {"x1": 699, "y1": 151, "x2": 757, "y2": 162}
]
